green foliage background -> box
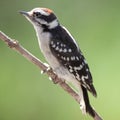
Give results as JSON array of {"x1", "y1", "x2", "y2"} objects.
[{"x1": 0, "y1": 0, "x2": 120, "y2": 120}]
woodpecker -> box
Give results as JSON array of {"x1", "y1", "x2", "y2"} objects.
[{"x1": 20, "y1": 8, "x2": 97, "y2": 117}]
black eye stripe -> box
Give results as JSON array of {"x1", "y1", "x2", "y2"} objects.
[
  {"x1": 33, "y1": 12, "x2": 42, "y2": 18},
  {"x1": 40, "y1": 14, "x2": 56, "y2": 23},
  {"x1": 33, "y1": 12, "x2": 56, "y2": 23}
]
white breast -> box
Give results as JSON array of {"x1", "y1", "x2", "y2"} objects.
[{"x1": 35, "y1": 26, "x2": 61, "y2": 69}]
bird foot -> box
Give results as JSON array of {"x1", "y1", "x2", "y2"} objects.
[{"x1": 41, "y1": 63, "x2": 52, "y2": 74}]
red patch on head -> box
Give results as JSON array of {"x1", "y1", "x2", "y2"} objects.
[{"x1": 42, "y1": 8, "x2": 53, "y2": 14}]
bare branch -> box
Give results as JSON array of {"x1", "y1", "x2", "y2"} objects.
[{"x1": 0, "y1": 31, "x2": 103, "y2": 120}]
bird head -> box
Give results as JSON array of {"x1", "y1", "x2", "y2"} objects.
[{"x1": 20, "y1": 8, "x2": 59, "y2": 29}]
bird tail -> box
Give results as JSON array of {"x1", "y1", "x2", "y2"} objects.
[
  {"x1": 81, "y1": 85, "x2": 95, "y2": 117},
  {"x1": 87, "y1": 84, "x2": 97, "y2": 97}
]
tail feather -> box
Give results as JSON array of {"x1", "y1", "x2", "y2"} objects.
[
  {"x1": 88, "y1": 84, "x2": 97, "y2": 97},
  {"x1": 81, "y1": 85, "x2": 95, "y2": 117}
]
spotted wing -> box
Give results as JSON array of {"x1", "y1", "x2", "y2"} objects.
[{"x1": 49, "y1": 26, "x2": 97, "y2": 96}]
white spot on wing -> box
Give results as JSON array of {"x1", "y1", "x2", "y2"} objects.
[
  {"x1": 71, "y1": 56, "x2": 75, "y2": 60},
  {"x1": 68, "y1": 49, "x2": 72, "y2": 52},
  {"x1": 63, "y1": 48, "x2": 67, "y2": 53},
  {"x1": 59, "y1": 48, "x2": 63, "y2": 52},
  {"x1": 61, "y1": 56, "x2": 64, "y2": 59},
  {"x1": 75, "y1": 73, "x2": 80, "y2": 81},
  {"x1": 57, "y1": 42, "x2": 59, "y2": 45},
  {"x1": 74, "y1": 65, "x2": 83, "y2": 71},
  {"x1": 52, "y1": 44, "x2": 56, "y2": 48},
  {"x1": 67, "y1": 57, "x2": 69, "y2": 61},
  {"x1": 63, "y1": 44, "x2": 66, "y2": 47},
  {"x1": 63, "y1": 57, "x2": 66, "y2": 60},
  {"x1": 55, "y1": 46, "x2": 59, "y2": 50},
  {"x1": 76, "y1": 56, "x2": 79, "y2": 60},
  {"x1": 60, "y1": 43, "x2": 64, "y2": 47},
  {"x1": 69, "y1": 66, "x2": 73, "y2": 69},
  {"x1": 69, "y1": 68, "x2": 73, "y2": 72},
  {"x1": 82, "y1": 62, "x2": 84, "y2": 66},
  {"x1": 81, "y1": 75, "x2": 88, "y2": 81}
]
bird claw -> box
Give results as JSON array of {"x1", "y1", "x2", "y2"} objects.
[
  {"x1": 49, "y1": 75, "x2": 59, "y2": 84},
  {"x1": 52, "y1": 77, "x2": 60, "y2": 84},
  {"x1": 52, "y1": 75, "x2": 66, "y2": 84},
  {"x1": 41, "y1": 67, "x2": 51, "y2": 74},
  {"x1": 41, "y1": 63, "x2": 60, "y2": 84},
  {"x1": 43, "y1": 63, "x2": 49, "y2": 67},
  {"x1": 41, "y1": 63, "x2": 52, "y2": 74},
  {"x1": 48, "y1": 77, "x2": 52, "y2": 81}
]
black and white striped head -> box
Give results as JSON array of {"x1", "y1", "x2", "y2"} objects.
[{"x1": 20, "y1": 8, "x2": 59, "y2": 30}]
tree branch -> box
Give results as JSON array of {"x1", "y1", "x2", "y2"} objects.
[{"x1": 0, "y1": 31, "x2": 103, "y2": 120}]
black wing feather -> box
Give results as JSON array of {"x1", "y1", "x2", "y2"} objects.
[{"x1": 49, "y1": 26, "x2": 97, "y2": 96}]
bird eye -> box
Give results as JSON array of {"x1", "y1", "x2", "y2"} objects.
[{"x1": 33, "y1": 12, "x2": 41, "y2": 18}]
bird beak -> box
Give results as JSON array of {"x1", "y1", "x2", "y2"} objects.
[
  {"x1": 19, "y1": 11, "x2": 29, "y2": 17},
  {"x1": 19, "y1": 11, "x2": 33, "y2": 22}
]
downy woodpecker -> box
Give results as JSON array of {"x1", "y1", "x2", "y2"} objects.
[{"x1": 20, "y1": 8, "x2": 97, "y2": 117}]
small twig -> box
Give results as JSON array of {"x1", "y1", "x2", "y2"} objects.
[{"x1": 0, "y1": 31, "x2": 103, "y2": 120}]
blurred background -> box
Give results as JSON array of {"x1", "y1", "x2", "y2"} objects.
[{"x1": 0, "y1": 0, "x2": 120, "y2": 120}]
